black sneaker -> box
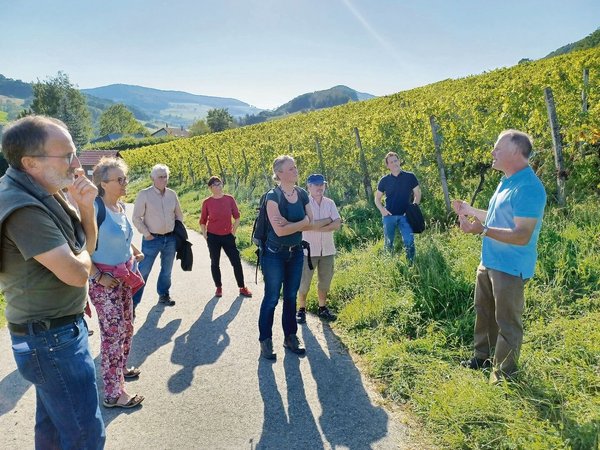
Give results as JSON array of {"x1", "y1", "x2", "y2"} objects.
[
  {"x1": 460, "y1": 357, "x2": 492, "y2": 370},
  {"x1": 283, "y1": 334, "x2": 306, "y2": 355},
  {"x1": 158, "y1": 295, "x2": 175, "y2": 306},
  {"x1": 296, "y1": 309, "x2": 306, "y2": 324},
  {"x1": 260, "y1": 338, "x2": 276, "y2": 360},
  {"x1": 317, "y1": 307, "x2": 337, "y2": 322}
]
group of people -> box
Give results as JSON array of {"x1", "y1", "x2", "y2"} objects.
[{"x1": 0, "y1": 114, "x2": 546, "y2": 448}]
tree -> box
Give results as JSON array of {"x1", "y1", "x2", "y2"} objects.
[
  {"x1": 99, "y1": 104, "x2": 146, "y2": 136},
  {"x1": 29, "y1": 72, "x2": 92, "y2": 149},
  {"x1": 189, "y1": 118, "x2": 211, "y2": 136},
  {"x1": 206, "y1": 108, "x2": 234, "y2": 133}
]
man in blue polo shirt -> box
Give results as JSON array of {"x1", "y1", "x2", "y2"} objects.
[
  {"x1": 375, "y1": 152, "x2": 421, "y2": 261},
  {"x1": 453, "y1": 129, "x2": 546, "y2": 383}
]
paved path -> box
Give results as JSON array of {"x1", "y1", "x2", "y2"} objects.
[{"x1": 0, "y1": 207, "x2": 416, "y2": 449}]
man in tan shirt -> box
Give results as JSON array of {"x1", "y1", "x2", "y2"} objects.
[{"x1": 132, "y1": 164, "x2": 183, "y2": 306}]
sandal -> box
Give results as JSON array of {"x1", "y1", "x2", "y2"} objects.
[
  {"x1": 103, "y1": 394, "x2": 144, "y2": 409},
  {"x1": 124, "y1": 367, "x2": 141, "y2": 379}
]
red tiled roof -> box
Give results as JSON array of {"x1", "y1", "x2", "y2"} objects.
[{"x1": 78, "y1": 150, "x2": 119, "y2": 166}]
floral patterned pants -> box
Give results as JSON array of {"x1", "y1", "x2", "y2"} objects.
[{"x1": 89, "y1": 279, "x2": 134, "y2": 400}]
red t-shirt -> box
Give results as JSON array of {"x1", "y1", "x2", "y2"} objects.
[{"x1": 199, "y1": 195, "x2": 240, "y2": 235}]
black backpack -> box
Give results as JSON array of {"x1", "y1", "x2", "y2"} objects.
[
  {"x1": 94, "y1": 196, "x2": 106, "y2": 251},
  {"x1": 251, "y1": 186, "x2": 282, "y2": 247}
]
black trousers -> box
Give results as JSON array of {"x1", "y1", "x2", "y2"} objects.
[{"x1": 206, "y1": 232, "x2": 245, "y2": 288}]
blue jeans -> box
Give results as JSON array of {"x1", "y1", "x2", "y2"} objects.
[
  {"x1": 133, "y1": 234, "x2": 177, "y2": 305},
  {"x1": 383, "y1": 215, "x2": 415, "y2": 261},
  {"x1": 258, "y1": 243, "x2": 304, "y2": 342},
  {"x1": 10, "y1": 317, "x2": 106, "y2": 449}
]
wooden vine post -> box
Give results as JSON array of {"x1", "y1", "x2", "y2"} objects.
[
  {"x1": 353, "y1": 127, "x2": 373, "y2": 204},
  {"x1": 201, "y1": 148, "x2": 212, "y2": 178},
  {"x1": 315, "y1": 136, "x2": 327, "y2": 178},
  {"x1": 543, "y1": 87, "x2": 567, "y2": 207},
  {"x1": 216, "y1": 152, "x2": 226, "y2": 185},
  {"x1": 582, "y1": 68, "x2": 589, "y2": 114},
  {"x1": 429, "y1": 115, "x2": 451, "y2": 213},
  {"x1": 241, "y1": 148, "x2": 250, "y2": 183}
]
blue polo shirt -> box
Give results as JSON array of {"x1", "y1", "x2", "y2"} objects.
[
  {"x1": 481, "y1": 166, "x2": 546, "y2": 279},
  {"x1": 377, "y1": 171, "x2": 419, "y2": 215}
]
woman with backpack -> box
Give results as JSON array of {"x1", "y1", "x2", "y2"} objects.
[
  {"x1": 89, "y1": 157, "x2": 145, "y2": 409},
  {"x1": 258, "y1": 155, "x2": 313, "y2": 360}
]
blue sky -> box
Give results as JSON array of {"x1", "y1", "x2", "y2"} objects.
[{"x1": 1, "y1": 1, "x2": 599, "y2": 109}]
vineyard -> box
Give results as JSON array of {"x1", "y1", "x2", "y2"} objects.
[
  {"x1": 118, "y1": 48, "x2": 600, "y2": 449},
  {"x1": 122, "y1": 47, "x2": 600, "y2": 217}
]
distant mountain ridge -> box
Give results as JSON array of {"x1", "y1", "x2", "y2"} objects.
[
  {"x1": 81, "y1": 84, "x2": 264, "y2": 126},
  {"x1": 275, "y1": 85, "x2": 375, "y2": 115},
  {"x1": 545, "y1": 27, "x2": 600, "y2": 58}
]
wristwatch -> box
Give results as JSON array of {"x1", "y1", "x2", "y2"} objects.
[{"x1": 480, "y1": 225, "x2": 489, "y2": 237}]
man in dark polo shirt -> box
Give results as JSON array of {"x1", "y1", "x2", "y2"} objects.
[
  {"x1": 0, "y1": 116, "x2": 105, "y2": 449},
  {"x1": 375, "y1": 152, "x2": 422, "y2": 262}
]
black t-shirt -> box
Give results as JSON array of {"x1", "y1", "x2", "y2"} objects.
[
  {"x1": 266, "y1": 187, "x2": 309, "y2": 246},
  {"x1": 377, "y1": 171, "x2": 419, "y2": 215}
]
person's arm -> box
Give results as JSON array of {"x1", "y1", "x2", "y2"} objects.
[
  {"x1": 413, "y1": 185, "x2": 422, "y2": 205},
  {"x1": 266, "y1": 200, "x2": 309, "y2": 237},
  {"x1": 231, "y1": 197, "x2": 241, "y2": 235},
  {"x1": 458, "y1": 215, "x2": 538, "y2": 245},
  {"x1": 375, "y1": 190, "x2": 391, "y2": 216},
  {"x1": 174, "y1": 192, "x2": 184, "y2": 222},
  {"x1": 34, "y1": 244, "x2": 92, "y2": 287},
  {"x1": 66, "y1": 169, "x2": 98, "y2": 255},
  {"x1": 131, "y1": 243, "x2": 144, "y2": 261},
  {"x1": 232, "y1": 217, "x2": 240, "y2": 235},
  {"x1": 88, "y1": 262, "x2": 119, "y2": 289},
  {"x1": 452, "y1": 199, "x2": 487, "y2": 223},
  {"x1": 199, "y1": 200, "x2": 209, "y2": 239},
  {"x1": 318, "y1": 218, "x2": 342, "y2": 231},
  {"x1": 132, "y1": 191, "x2": 153, "y2": 239}
]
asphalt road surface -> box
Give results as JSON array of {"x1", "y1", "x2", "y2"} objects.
[{"x1": 0, "y1": 206, "x2": 420, "y2": 449}]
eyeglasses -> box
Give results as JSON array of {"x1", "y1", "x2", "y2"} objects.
[
  {"x1": 29, "y1": 152, "x2": 77, "y2": 165},
  {"x1": 105, "y1": 176, "x2": 129, "y2": 185},
  {"x1": 210, "y1": 182, "x2": 222, "y2": 187},
  {"x1": 156, "y1": 175, "x2": 168, "y2": 179}
]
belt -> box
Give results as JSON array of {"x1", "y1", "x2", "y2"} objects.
[
  {"x1": 151, "y1": 231, "x2": 174, "y2": 237},
  {"x1": 8, "y1": 313, "x2": 83, "y2": 336}
]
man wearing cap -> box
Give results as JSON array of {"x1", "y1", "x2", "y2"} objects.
[
  {"x1": 375, "y1": 152, "x2": 421, "y2": 262},
  {"x1": 132, "y1": 164, "x2": 183, "y2": 307},
  {"x1": 296, "y1": 174, "x2": 341, "y2": 324}
]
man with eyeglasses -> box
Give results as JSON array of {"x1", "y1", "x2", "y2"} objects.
[
  {"x1": 0, "y1": 115, "x2": 106, "y2": 448},
  {"x1": 132, "y1": 164, "x2": 183, "y2": 307}
]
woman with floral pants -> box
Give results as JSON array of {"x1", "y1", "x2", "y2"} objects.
[{"x1": 90, "y1": 158, "x2": 145, "y2": 408}]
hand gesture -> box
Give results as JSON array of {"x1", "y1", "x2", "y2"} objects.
[
  {"x1": 67, "y1": 169, "x2": 98, "y2": 208},
  {"x1": 452, "y1": 200, "x2": 471, "y2": 217}
]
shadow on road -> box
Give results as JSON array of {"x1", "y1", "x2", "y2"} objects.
[
  {"x1": 168, "y1": 295, "x2": 243, "y2": 393},
  {"x1": 257, "y1": 354, "x2": 324, "y2": 449},
  {"x1": 0, "y1": 369, "x2": 31, "y2": 417},
  {"x1": 303, "y1": 324, "x2": 389, "y2": 449},
  {"x1": 97, "y1": 304, "x2": 181, "y2": 426}
]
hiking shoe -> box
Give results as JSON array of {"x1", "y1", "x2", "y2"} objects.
[
  {"x1": 239, "y1": 286, "x2": 253, "y2": 298},
  {"x1": 317, "y1": 307, "x2": 337, "y2": 322},
  {"x1": 215, "y1": 287, "x2": 223, "y2": 297},
  {"x1": 460, "y1": 357, "x2": 492, "y2": 370},
  {"x1": 158, "y1": 295, "x2": 175, "y2": 306},
  {"x1": 296, "y1": 309, "x2": 306, "y2": 324},
  {"x1": 283, "y1": 334, "x2": 306, "y2": 355},
  {"x1": 260, "y1": 338, "x2": 276, "y2": 360}
]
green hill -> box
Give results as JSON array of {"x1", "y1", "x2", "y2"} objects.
[{"x1": 545, "y1": 27, "x2": 600, "y2": 58}]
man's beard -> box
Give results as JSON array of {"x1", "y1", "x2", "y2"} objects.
[{"x1": 44, "y1": 167, "x2": 74, "y2": 191}]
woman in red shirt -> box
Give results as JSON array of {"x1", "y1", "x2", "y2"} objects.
[{"x1": 199, "y1": 176, "x2": 252, "y2": 298}]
